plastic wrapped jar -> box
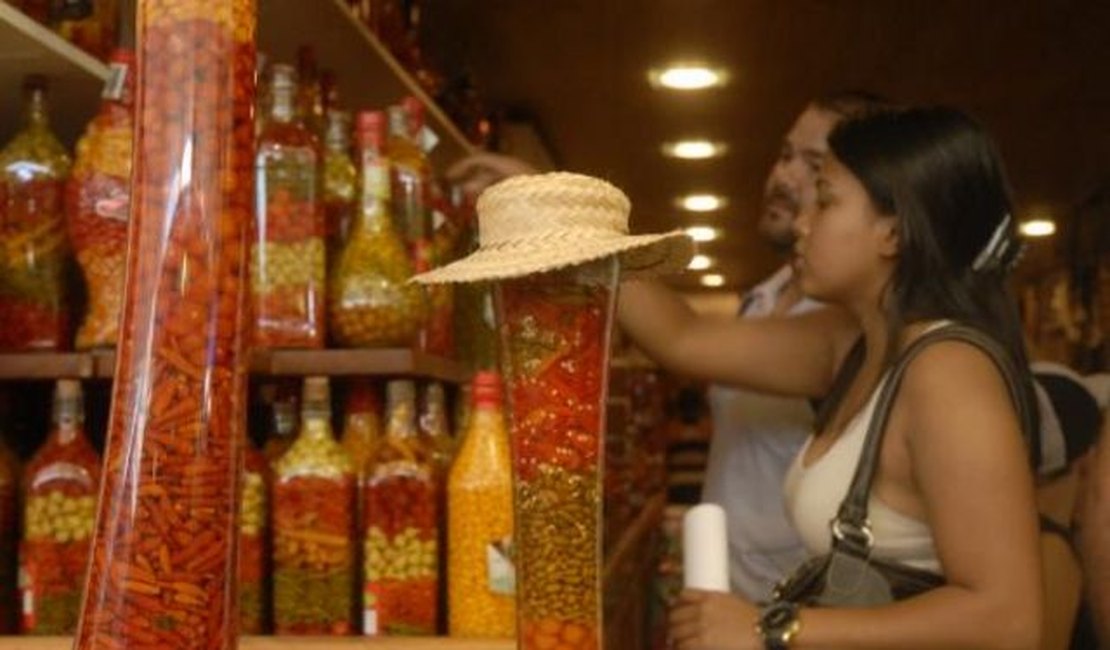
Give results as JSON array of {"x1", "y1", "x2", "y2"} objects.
[
  {"x1": 497, "y1": 259, "x2": 618, "y2": 650},
  {"x1": 252, "y1": 64, "x2": 326, "y2": 349},
  {"x1": 272, "y1": 377, "x2": 357, "y2": 635},
  {"x1": 328, "y1": 111, "x2": 425, "y2": 348},
  {"x1": 362, "y1": 379, "x2": 439, "y2": 635},
  {"x1": 0, "y1": 76, "x2": 72, "y2": 351},
  {"x1": 73, "y1": 0, "x2": 255, "y2": 646},
  {"x1": 65, "y1": 49, "x2": 135, "y2": 349},
  {"x1": 20, "y1": 380, "x2": 100, "y2": 635}
]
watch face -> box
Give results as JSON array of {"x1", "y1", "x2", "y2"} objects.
[{"x1": 763, "y1": 603, "x2": 796, "y2": 630}]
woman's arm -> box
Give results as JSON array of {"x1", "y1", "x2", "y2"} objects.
[
  {"x1": 671, "y1": 341, "x2": 1042, "y2": 650},
  {"x1": 618, "y1": 280, "x2": 858, "y2": 398},
  {"x1": 1079, "y1": 419, "x2": 1110, "y2": 646}
]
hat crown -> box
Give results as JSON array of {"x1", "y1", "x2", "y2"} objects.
[{"x1": 476, "y1": 172, "x2": 631, "y2": 246}]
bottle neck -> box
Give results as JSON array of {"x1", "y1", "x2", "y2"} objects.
[
  {"x1": 356, "y1": 141, "x2": 392, "y2": 231},
  {"x1": 386, "y1": 398, "x2": 418, "y2": 440},
  {"x1": 51, "y1": 398, "x2": 84, "y2": 446},
  {"x1": 270, "y1": 84, "x2": 297, "y2": 124},
  {"x1": 26, "y1": 90, "x2": 49, "y2": 129},
  {"x1": 300, "y1": 404, "x2": 332, "y2": 440}
]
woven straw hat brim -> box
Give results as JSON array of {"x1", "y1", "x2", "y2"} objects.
[{"x1": 413, "y1": 228, "x2": 694, "y2": 284}]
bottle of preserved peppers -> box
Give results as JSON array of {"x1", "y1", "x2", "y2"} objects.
[
  {"x1": 74, "y1": 0, "x2": 255, "y2": 644},
  {"x1": 252, "y1": 63, "x2": 327, "y2": 349},
  {"x1": 322, "y1": 109, "x2": 357, "y2": 266},
  {"x1": 447, "y1": 371, "x2": 515, "y2": 637},
  {"x1": 362, "y1": 379, "x2": 439, "y2": 636},
  {"x1": 0, "y1": 75, "x2": 72, "y2": 351},
  {"x1": 20, "y1": 379, "x2": 100, "y2": 635},
  {"x1": 341, "y1": 379, "x2": 382, "y2": 486},
  {"x1": 272, "y1": 377, "x2": 357, "y2": 635},
  {"x1": 66, "y1": 48, "x2": 135, "y2": 349},
  {"x1": 419, "y1": 381, "x2": 454, "y2": 475},
  {"x1": 498, "y1": 258, "x2": 619, "y2": 650},
  {"x1": 239, "y1": 431, "x2": 269, "y2": 635},
  {"x1": 264, "y1": 395, "x2": 299, "y2": 467},
  {"x1": 328, "y1": 111, "x2": 425, "y2": 348}
]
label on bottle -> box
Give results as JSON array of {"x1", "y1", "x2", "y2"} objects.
[
  {"x1": 19, "y1": 558, "x2": 35, "y2": 632},
  {"x1": 362, "y1": 582, "x2": 380, "y2": 635},
  {"x1": 103, "y1": 62, "x2": 129, "y2": 101},
  {"x1": 94, "y1": 186, "x2": 131, "y2": 222},
  {"x1": 487, "y1": 537, "x2": 516, "y2": 596}
]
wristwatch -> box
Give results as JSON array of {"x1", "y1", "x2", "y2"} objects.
[{"x1": 756, "y1": 601, "x2": 802, "y2": 650}]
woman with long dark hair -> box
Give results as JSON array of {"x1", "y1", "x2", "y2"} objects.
[{"x1": 622, "y1": 107, "x2": 1044, "y2": 648}]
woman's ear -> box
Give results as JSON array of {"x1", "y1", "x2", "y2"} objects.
[{"x1": 876, "y1": 216, "x2": 900, "y2": 259}]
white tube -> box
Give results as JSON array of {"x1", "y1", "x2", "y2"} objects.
[{"x1": 683, "y1": 503, "x2": 730, "y2": 592}]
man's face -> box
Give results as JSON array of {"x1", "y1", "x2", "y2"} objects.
[{"x1": 758, "y1": 106, "x2": 839, "y2": 251}]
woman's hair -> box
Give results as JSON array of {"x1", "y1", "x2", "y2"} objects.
[{"x1": 827, "y1": 106, "x2": 1039, "y2": 457}]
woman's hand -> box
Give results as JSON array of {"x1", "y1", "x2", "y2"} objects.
[{"x1": 668, "y1": 589, "x2": 762, "y2": 650}]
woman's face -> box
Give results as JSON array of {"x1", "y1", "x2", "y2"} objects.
[{"x1": 791, "y1": 156, "x2": 898, "y2": 307}]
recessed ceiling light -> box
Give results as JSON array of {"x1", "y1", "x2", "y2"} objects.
[
  {"x1": 1019, "y1": 219, "x2": 1056, "y2": 238},
  {"x1": 688, "y1": 254, "x2": 713, "y2": 271},
  {"x1": 700, "y1": 273, "x2": 725, "y2": 288},
  {"x1": 685, "y1": 226, "x2": 718, "y2": 243},
  {"x1": 662, "y1": 140, "x2": 727, "y2": 160},
  {"x1": 649, "y1": 65, "x2": 728, "y2": 90},
  {"x1": 677, "y1": 194, "x2": 727, "y2": 212}
]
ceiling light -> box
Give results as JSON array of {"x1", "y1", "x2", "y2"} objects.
[
  {"x1": 678, "y1": 194, "x2": 727, "y2": 212},
  {"x1": 649, "y1": 65, "x2": 727, "y2": 90},
  {"x1": 663, "y1": 140, "x2": 727, "y2": 160},
  {"x1": 700, "y1": 274, "x2": 725, "y2": 288},
  {"x1": 1019, "y1": 219, "x2": 1056, "y2": 238},
  {"x1": 688, "y1": 254, "x2": 713, "y2": 271},
  {"x1": 685, "y1": 226, "x2": 718, "y2": 243}
]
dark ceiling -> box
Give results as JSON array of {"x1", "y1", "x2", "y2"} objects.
[{"x1": 424, "y1": 0, "x2": 1110, "y2": 292}]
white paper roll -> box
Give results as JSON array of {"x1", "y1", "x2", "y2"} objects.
[{"x1": 683, "y1": 503, "x2": 730, "y2": 592}]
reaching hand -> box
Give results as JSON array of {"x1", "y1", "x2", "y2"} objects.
[
  {"x1": 669, "y1": 590, "x2": 762, "y2": 650},
  {"x1": 447, "y1": 152, "x2": 537, "y2": 196}
]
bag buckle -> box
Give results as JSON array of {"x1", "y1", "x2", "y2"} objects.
[{"x1": 831, "y1": 518, "x2": 875, "y2": 552}]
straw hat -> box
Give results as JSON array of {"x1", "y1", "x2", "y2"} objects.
[{"x1": 413, "y1": 172, "x2": 694, "y2": 284}]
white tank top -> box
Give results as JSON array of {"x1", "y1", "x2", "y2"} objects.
[{"x1": 783, "y1": 346, "x2": 943, "y2": 575}]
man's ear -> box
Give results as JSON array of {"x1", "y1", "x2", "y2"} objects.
[{"x1": 876, "y1": 216, "x2": 899, "y2": 259}]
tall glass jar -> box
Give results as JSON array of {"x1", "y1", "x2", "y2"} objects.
[
  {"x1": 329, "y1": 111, "x2": 425, "y2": 348},
  {"x1": 66, "y1": 49, "x2": 135, "y2": 349},
  {"x1": 447, "y1": 371, "x2": 515, "y2": 637},
  {"x1": 239, "y1": 432, "x2": 269, "y2": 635},
  {"x1": 0, "y1": 76, "x2": 72, "y2": 351},
  {"x1": 323, "y1": 110, "x2": 357, "y2": 265},
  {"x1": 253, "y1": 63, "x2": 326, "y2": 349},
  {"x1": 497, "y1": 258, "x2": 618, "y2": 650},
  {"x1": 271, "y1": 377, "x2": 357, "y2": 635},
  {"x1": 362, "y1": 379, "x2": 439, "y2": 636},
  {"x1": 73, "y1": 0, "x2": 256, "y2": 646},
  {"x1": 20, "y1": 380, "x2": 100, "y2": 635}
]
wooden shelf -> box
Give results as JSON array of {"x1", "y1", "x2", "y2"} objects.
[
  {"x1": 0, "y1": 349, "x2": 471, "y2": 383},
  {"x1": 603, "y1": 490, "x2": 666, "y2": 582},
  {"x1": 0, "y1": 637, "x2": 514, "y2": 650},
  {"x1": 0, "y1": 3, "x2": 109, "y2": 147},
  {"x1": 258, "y1": 0, "x2": 477, "y2": 168}
]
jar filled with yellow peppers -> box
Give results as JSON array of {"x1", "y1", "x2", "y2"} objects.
[
  {"x1": 447, "y1": 371, "x2": 515, "y2": 637},
  {"x1": 272, "y1": 377, "x2": 357, "y2": 635},
  {"x1": 329, "y1": 111, "x2": 424, "y2": 348},
  {"x1": 19, "y1": 380, "x2": 100, "y2": 634},
  {"x1": 0, "y1": 76, "x2": 72, "y2": 350},
  {"x1": 66, "y1": 49, "x2": 135, "y2": 349}
]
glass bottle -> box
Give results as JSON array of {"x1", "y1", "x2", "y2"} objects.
[
  {"x1": 322, "y1": 109, "x2": 357, "y2": 262},
  {"x1": 272, "y1": 377, "x2": 357, "y2": 635},
  {"x1": 73, "y1": 1, "x2": 255, "y2": 643},
  {"x1": 0, "y1": 76, "x2": 72, "y2": 351},
  {"x1": 19, "y1": 380, "x2": 100, "y2": 635},
  {"x1": 341, "y1": 379, "x2": 382, "y2": 484},
  {"x1": 239, "y1": 431, "x2": 269, "y2": 635},
  {"x1": 66, "y1": 48, "x2": 135, "y2": 349},
  {"x1": 264, "y1": 395, "x2": 299, "y2": 467},
  {"x1": 252, "y1": 63, "x2": 326, "y2": 349},
  {"x1": 447, "y1": 371, "x2": 515, "y2": 637},
  {"x1": 362, "y1": 379, "x2": 438, "y2": 636},
  {"x1": 419, "y1": 381, "x2": 454, "y2": 476},
  {"x1": 328, "y1": 110, "x2": 425, "y2": 347}
]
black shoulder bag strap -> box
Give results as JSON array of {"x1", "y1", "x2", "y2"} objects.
[{"x1": 831, "y1": 324, "x2": 1037, "y2": 557}]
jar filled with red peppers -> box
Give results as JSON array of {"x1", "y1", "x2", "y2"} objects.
[
  {"x1": 362, "y1": 379, "x2": 439, "y2": 636},
  {"x1": 497, "y1": 258, "x2": 619, "y2": 650},
  {"x1": 66, "y1": 49, "x2": 135, "y2": 349},
  {"x1": 239, "y1": 432, "x2": 269, "y2": 635},
  {"x1": 20, "y1": 380, "x2": 100, "y2": 635},
  {"x1": 328, "y1": 111, "x2": 425, "y2": 348},
  {"x1": 272, "y1": 377, "x2": 357, "y2": 635},
  {"x1": 0, "y1": 76, "x2": 72, "y2": 351},
  {"x1": 74, "y1": 0, "x2": 255, "y2": 646},
  {"x1": 253, "y1": 63, "x2": 327, "y2": 349}
]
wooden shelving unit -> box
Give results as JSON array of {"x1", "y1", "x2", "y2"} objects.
[{"x1": 0, "y1": 3, "x2": 109, "y2": 146}]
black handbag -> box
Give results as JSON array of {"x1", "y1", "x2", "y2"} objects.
[{"x1": 772, "y1": 324, "x2": 1037, "y2": 607}]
